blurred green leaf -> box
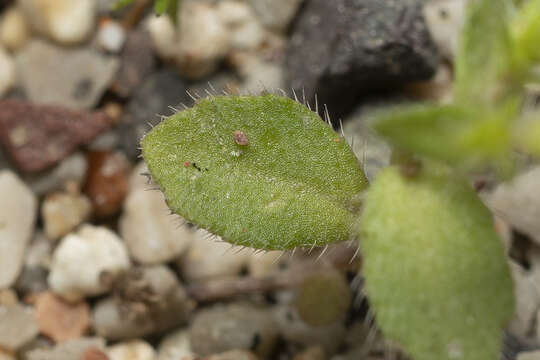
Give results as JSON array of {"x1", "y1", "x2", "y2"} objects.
[
  {"x1": 454, "y1": 0, "x2": 513, "y2": 103},
  {"x1": 154, "y1": 0, "x2": 170, "y2": 14},
  {"x1": 357, "y1": 164, "x2": 514, "y2": 360},
  {"x1": 112, "y1": 0, "x2": 135, "y2": 11},
  {"x1": 372, "y1": 100, "x2": 518, "y2": 171},
  {"x1": 514, "y1": 114, "x2": 540, "y2": 157},
  {"x1": 511, "y1": 0, "x2": 540, "y2": 71}
]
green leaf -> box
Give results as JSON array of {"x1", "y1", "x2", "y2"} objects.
[
  {"x1": 153, "y1": 0, "x2": 170, "y2": 14},
  {"x1": 372, "y1": 101, "x2": 518, "y2": 171},
  {"x1": 142, "y1": 95, "x2": 368, "y2": 250},
  {"x1": 514, "y1": 114, "x2": 540, "y2": 157},
  {"x1": 357, "y1": 164, "x2": 514, "y2": 360},
  {"x1": 454, "y1": 0, "x2": 513, "y2": 103},
  {"x1": 111, "y1": 0, "x2": 135, "y2": 11},
  {"x1": 167, "y1": 0, "x2": 180, "y2": 24},
  {"x1": 511, "y1": 0, "x2": 540, "y2": 71}
]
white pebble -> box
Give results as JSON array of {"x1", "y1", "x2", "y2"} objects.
[
  {"x1": 19, "y1": 0, "x2": 96, "y2": 45},
  {"x1": 145, "y1": 15, "x2": 177, "y2": 60},
  {"x1": 108, "y1": 340, "x2": 157, "y2": 360},
  {"x1": 97, "y1": 20, "x2": 126, "y2": 53},
  {"x1": 41, "y1": 190, "x2": 92, "y2": 241},
  {"x1": 423, "y1": 0, "x2": 466, "y2": 60},
  {"x1": 178, "y1": 229, "x2": 251, "y2": 282},
  {"x1": 48, "y1": 224, "x2": 130, "y2": 301},
  {"x1": 0, "y1": 6, "x2": 31, "y2": 52},
  {"x1": 0, "y1": 170, "x2": 37, "y2": 288}
]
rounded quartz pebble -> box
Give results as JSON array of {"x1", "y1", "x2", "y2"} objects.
[
  {"x1": 0, "y1": 6, "x2": 31, "y2": 52},
  {"x1": 107, "y1": 340, "x2": 157, "y2": 360},
  {"x1": 48, "y1": 225, "x2": 130, "y2": 301}
]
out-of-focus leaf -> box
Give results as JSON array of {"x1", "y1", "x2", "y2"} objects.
[
  {"x1": 112, "y1": 0, "x2": 135, "y2": 11},
  {"x1": 154, "y1": 0, "x2": 170, "y2": 14},
  {"x1": 514, "y1": 114, "x2": 540, "y2": 157},
  {"x1": 372, "y1": 100, "x2": 518, "y2": 171},
  {"x1": 357, "y1": 164, "x2": 514, "y2": 360},
  {"x1": 511, "y1": 0, "x2": 540, "y2": 71},
  {"x1": 454, "y1": 0, "x2": 513, "y2": 103}
]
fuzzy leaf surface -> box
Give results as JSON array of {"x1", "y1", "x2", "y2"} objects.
[
  {"x1": 142, "y1": 95, "x2": 368, "y2": 250},
  {"x1": 357, "y1": 165, "x2": 514, "y2": 360}
]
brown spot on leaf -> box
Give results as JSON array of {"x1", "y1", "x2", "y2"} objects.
[{"x1": 184, "y1": 161, "x2": 191, "y2": 168}]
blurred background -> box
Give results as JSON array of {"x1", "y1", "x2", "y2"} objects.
[{"x1": 0, "y1": 0, "x2": 537, "y2": 359}]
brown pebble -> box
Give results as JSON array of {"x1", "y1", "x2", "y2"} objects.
[
  {"x1": 83, "y1": 151, "x2": 129, "y2": 218},
  {"x1": 0, "y1": 99, "x2": 112, "y2": 173},
  {"x1": 82, "y1": 347, "x2": 109, "y2": 360},
  {"x1": 233, "y1": 130, "x2": 249, "y2": 146},
  {"x1": 35, "y1": 292, "x2": 90, "y2": 343}
]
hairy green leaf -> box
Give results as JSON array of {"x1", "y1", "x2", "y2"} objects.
[
  {"x1": 454, "y1": 0, "x2": 513, "y2": 103},
  {"x1": 372, "y1": 101, "x2": 517, "y2": 171},
  {"x1": 142, "y1": 95, "x2": 368, "y2": 250},
  {"x1": 357, "y1": 164, "x2": 514, "y2": 360}
]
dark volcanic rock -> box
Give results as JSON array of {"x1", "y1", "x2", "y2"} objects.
[
  {"x1": 111, "y1": 29, "x2": 157, "y2": 98},
  {"x1": 286, "y1": 0, "x2": 438, "y2": 118},
  {"x1": 118, "y1": 70, "x2": 190, "y2": 159},
  {"x1": 0, "y1": 100, "x2": 112, "y2": 173}
]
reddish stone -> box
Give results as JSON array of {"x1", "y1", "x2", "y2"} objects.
[
  {"x1": 82, "y1": 347, "x2": 109, "y2": 360},
  {"x1": 0, "y1": 99, "x2": 112, "y2": 173},
  {"x1": 83, "y1": 151, "x2": 129, "y2": 218},
  {"x1": 34, "y1": 292, "x2": 90, "y2": 343}
]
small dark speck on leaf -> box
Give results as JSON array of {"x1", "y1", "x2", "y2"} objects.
[
  {"x1": 233, "y1": 130, "x2": 249, "y2": 145},
  {"x1": 184, "y1": 161, "x2": 191, "y2": 168}
]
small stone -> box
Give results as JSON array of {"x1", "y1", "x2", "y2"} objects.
[
  {"x1": 178, "y1": 229, "x2": 251, "y2": 282},
  {"x1": 0, "y1": 47, "x2": 15, "y2": 98},
  {"x1": 0, "y1": 6, "x2": 31, "y2": 52},
  {"x1": 0, "y1": 170, "x2": 37, "y2": 288},
  {"x1": 25, "y1": 152, "x2": 88, "y2": 196},
  {"x1": 107, "y1": 340, "x2": 156, "y2": 360},
  {"x1": 486, "y1": 166, "x2": 540, "y2": 246},
  {"x1": 15, "y1": 232, "x2": 52, "y2": 295},
  {"x1": 18, "y1": 0, "x2": 96, "y2": 45},
  {"x1": 189, "y1": 303, "x2": 278, "y2": 357},
  {"x1": 232, "y1": 54, "x2": 284, "y2": 95},
  {"x1": 293, "y1": 346, "x2": 326, "y2": 360},
  {"x1": 27, "y1": 338, "x2": 106, "y2": 360},
  {"x1": 175, "y1": 1, "x2": 230, "y2": 79},
  {"x1": 15, "y1": 40, "x2": 119, "y2": 110},
  {"x1": 42, "y1": 188, "x2": 92, "y2": 241},
  {"x1": 83, "y1": 151, "x2": 129, "y2": 218},
  {"x1": 111, "y1": 29, "x2": 156, "y2": 98},
  {"x1": 286, "y1": 0, "x2": 438, "y2": 118},
  {"x1": 145, "y1": 15, "x2": 176, "y2": 60},
  {"x1": 82, "y1": 347, "x2": 109, "y2": 360},
  {"x1": 97, "y1": 19, "x2": 126, "y2": 54},
  {"x1": 247, "y1": 250, "x2": 286, "y2": 277},
  {"x1": 248, "y1": 0, "x2": 303, "y2": 32},
  {"x1": 157, "y1": 329, "x2": 195, "y2": 360},
  {"x1": 48, "y1": 225, "x2": 130, "y2": 302},
  {"x1": 0, "y1": 349, "x2": 15, "y2": 360},
  {"x1": 206, "y1": 350, "x2": 259, "y2": 360},
  {"x1": 423, "y1": 0, "x2": 466, "y2": 60},
  {"x1": 35, "y1": 292, "x2": 90, "y2": 343},
  {"x1": 273, "y1": 305, "x2": 346, "y2": 355},
  {"x1": 518, "y1": 351, "x2": 540, "y2": 360},
  {"x1": 217, "y1": 1, "x2": 266, "y2": 51},
  {"x1": 0, "y1": 305, "x2": 39, "y2": 351},
  {"x1": 0, "y1": 289, "x2": 18, "y2": 306},
  {"x1": 118, "y1": 70, "x2": 189, "y2": 159},
  {"x1": 0, "y1": 99, "x2": 111, "y2": 173},
  {"x1": 92, "y1": 266, "x2": 193, "y2": 340},
  {"x1": 404, "y1": 62, "x2": 453, "y2": 103},
  {"x1": 120, "y1": 163, "x2": 194, "y2": 264}
]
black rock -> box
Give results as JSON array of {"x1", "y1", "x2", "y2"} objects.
[
  {"x1": 118, "y1": 70, "x2": 190, "y2": 159},
  {"x1": 286, "y1": 0, "x2": 438, "y2": 119}
]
